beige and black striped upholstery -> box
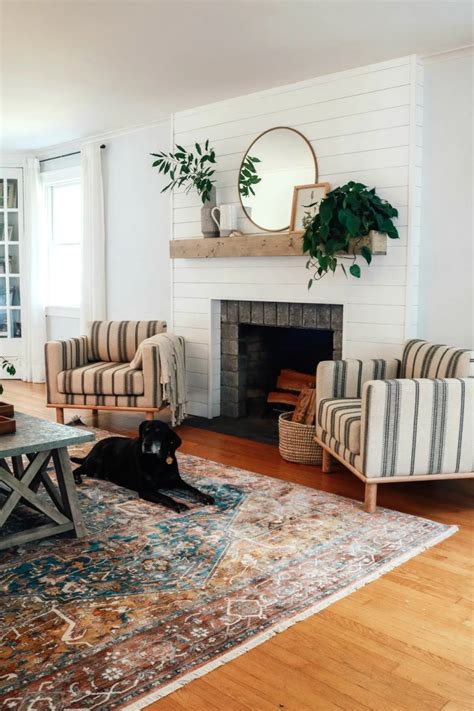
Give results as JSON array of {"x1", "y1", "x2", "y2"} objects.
[
  {"x1": 45, "y1": 321, "x2": 167, "y2": 410},
  {"x1": 316, "y1": 358, "x2": 401, "y2": 402},
  {"x1": 58, "y1": 362, "x2": 144, "y2": 396},
  {"x1": 316, "y1": 339, "x2": 473, "y2": 482},
  {"x1": 360, "y1": 377, "x2": 473, "y2": 477},
  {"x1": 317, "y1": 398, "x2": 361, "y2": 454},
  {"x1": 88, "y1": 321, "x2": 166, "y2": 362},
  {"x1": 401, "y1": 339, "x2": 473, "y2": 379}
]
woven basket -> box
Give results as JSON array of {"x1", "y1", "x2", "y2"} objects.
[{"x1": 278, "y1": 411, "x2": 322, "y2": 465}]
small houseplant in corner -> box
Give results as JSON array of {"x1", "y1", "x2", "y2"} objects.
[
  {"x1": 0, "y1": 358, "x2": 16, "y2": 433},
  {"x1": 302, "y1": 182, "x2": 399, "y2": 285},
  {"x1": 151, "y1": 140, "x2": 218, "y2": 237}
]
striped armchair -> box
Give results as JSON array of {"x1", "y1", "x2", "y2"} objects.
[
  {"x1": 315, "y1": 339, "x2": 473, "y2": 512},
  {"x1": 45, "y1": 320, "x2": 168, "y2": 423}
]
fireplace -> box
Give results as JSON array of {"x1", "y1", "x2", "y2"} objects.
[{"x1": 220, "y1": 301, "x2": 343, "y2": 418}]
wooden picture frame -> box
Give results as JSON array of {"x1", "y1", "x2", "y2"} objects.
[{"x1": 290, "y1": 182, "x2": 330, "y2": 233}]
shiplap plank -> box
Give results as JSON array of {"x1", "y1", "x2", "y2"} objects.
[
  {"x1": 345, "y1": 303, "x2": 405, "y2": 326},
  {"x1": 178, "y1": 105, "x2": 411, "y2": 158},
  {"x1": 174, "y1": 312, "x2": 209, "y2": 328},
  {"x1": 184, "y1": 342, "x2": 208, "y2": 359},
  {"x1": 175, "y1": 86, "x2": 411, "y2": 145},
  {"x1": 173, "y1": 282, "x2": 406, "y2": 305},
  {"x1": 173, "y1": 297, "x2": 209, "y2": 313},
  {"x1": 345, "y1": 322, "x2": 405, "y2": 344},
  {"x1": 174, "y1": 326, "x2": 209, "y2": 344},
  {"x1": 175, "y1": 64, "x2": 410, "y2": 134},
  {"x1": 187, "y1": 401, "x2": 208, "y2": 417},
  {"x1": 344, "y1": 341, "x2": 403, "y2": 359},
  {"x1": 173, "y1": 266, "x2": 407, "y2": 287},
  {"x1": 186, "y1": 357, "x2": 208, "y2": 374},
  {"x1": 186, "y1": 372, "x2": 208, "y2": 389}
]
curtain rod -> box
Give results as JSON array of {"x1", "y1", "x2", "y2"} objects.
[{"x1": 39, "y1": 144, "x2": 106, "y2": 164}]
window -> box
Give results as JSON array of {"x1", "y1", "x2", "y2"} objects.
[{"x1": 43, "y1": 170, "x2": 82, "y2": 307}]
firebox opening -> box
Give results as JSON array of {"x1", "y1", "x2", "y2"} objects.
[{"x1": 238, "y1": 324, "x2": 333, "y2": 417}]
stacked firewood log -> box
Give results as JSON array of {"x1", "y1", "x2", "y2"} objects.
[{"x1": 266, "y1": 369, "x2": 316, "y2": 425}]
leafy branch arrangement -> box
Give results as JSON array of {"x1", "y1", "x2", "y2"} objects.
[
  {"x1": 302, "y1": 182, "x2": 399, "y2": 286},
  {"x1": 239, "y1": 155, "x2": 262, "y2": 198},
  {"x1": 0, "y1": 358, "x2": 16, "y2": 396},
  {"x1": 151, "y1": 140, "x2": 216, "y2": 203}
]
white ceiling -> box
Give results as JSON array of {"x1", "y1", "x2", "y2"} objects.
[{"x1": 0, "y1": 0, "x2": 472, "y2": 152}]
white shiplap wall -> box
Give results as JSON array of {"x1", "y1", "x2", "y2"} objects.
[{"x1": 171, "y1": 55, "x2": 423, "y2": 417}]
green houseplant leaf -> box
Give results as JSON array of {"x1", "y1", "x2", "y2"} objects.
[
  {"x1": 302, "y1": 182, "x2": 398, "y2": 285},
  {"x1": 0, "y1": 358, "x2": 16, "y2": 396},
  {"x1": 239, "y1": 155, "x2": 263, "y2": 199},
  {"x1": 150, "y1": 142, "x2": 216, "y2": 204}
]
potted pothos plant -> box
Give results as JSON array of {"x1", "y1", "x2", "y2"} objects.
[
  {"x1": 302, "y1": 181, "x2": 399, "y2": 286},
  {"x1": 151, "y1": 140, "x2": 218, "y2": 236}
]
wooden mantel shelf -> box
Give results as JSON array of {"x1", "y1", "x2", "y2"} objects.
[{"x1": 169, "y1": 231, "x2": 387, "y2": 259}]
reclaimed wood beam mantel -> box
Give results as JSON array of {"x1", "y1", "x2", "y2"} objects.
[{"x1": 169, "y1": 231, "x2": 387, "y2": 259}]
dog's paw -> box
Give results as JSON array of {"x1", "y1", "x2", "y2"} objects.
[
  {"x1": 199, "y1": 493, "x2": 215, "y2": 505},
  {"x1": 74, "y1": 475, "x2": 83, "y2": 486},
  {"x1": 172, "y1": 501, "x2": 189, "y2": 513}
]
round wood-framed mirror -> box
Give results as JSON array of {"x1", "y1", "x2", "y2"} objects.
[{"x1": 238, "y1": 126, "x2": 318, "y2": 233}]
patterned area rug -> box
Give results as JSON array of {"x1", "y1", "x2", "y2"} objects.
[{"x1": 1, "y1": 430, "x2": 456, "y2": 710}]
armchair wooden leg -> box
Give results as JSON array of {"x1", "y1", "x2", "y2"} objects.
[
  {"x1": 322, "y1": 448, "x2": 333, "y2": 473},
  {"x1": 92, "y1": 409, "x2": 99, "y2": 426},
  {"x1": 56, "y1": 408, "x2": 64, "y2": 424},
  {"x1": 364, "y1": 483, "x2": 378, "y2": 513}
]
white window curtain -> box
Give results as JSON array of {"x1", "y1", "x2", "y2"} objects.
[
  {"x1": 80, "y1": 143, "x2": 106, "y2": 333},
  {"x1": 22, "y1": 158, "x2": 48, "y2": 382}
]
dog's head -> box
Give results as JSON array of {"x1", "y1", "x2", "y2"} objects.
[{"x1": 138, "y1": 420, "x2": 182, "y2": 459}]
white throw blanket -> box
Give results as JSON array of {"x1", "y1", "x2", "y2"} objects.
[{"x1": 130, "y1": 333, "x2": 186, "y2": 426}]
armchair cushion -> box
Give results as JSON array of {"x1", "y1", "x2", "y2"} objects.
[
  {"x1": 88, "y1": 320, "x2": 166, "y2": 362},
  {"x1": 317, "y1": 397, "x2": 361, "y2": 454},
  {"x1": 58, "y1": 362, "x2": 144, "y2": 396}
]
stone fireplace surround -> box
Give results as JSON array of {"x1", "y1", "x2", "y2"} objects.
[{"x1": 220, "y1": 301, "x2": 343, "y2": 417}]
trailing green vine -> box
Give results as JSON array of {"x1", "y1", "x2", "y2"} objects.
[{"x1": 302, "y1": 182, "x2": 399, "y2": 286}]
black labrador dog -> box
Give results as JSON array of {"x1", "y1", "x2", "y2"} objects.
[{"x1": 70, "y1": 420, "x2": 214, "y2": 513}]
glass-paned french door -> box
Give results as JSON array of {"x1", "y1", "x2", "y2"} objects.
[{"x1": 0, "y1": 168, "x2": 23, "y2": 365}]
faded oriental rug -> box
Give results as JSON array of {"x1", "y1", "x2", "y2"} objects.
[{"x1": 1, "y1": 434, "x2": 456, "y2": 710}]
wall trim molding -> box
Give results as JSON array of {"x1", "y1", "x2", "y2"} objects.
[
  {"x1": 33, "y1": 116, "x2": 170, "y2": 160},
  {"x1": 422, "y1": 45, "x2": 474, "y2": 64}
]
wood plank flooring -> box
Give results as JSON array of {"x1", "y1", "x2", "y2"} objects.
[{"x1": 5, "y1": 381, "x2": 474, "y2": 711}]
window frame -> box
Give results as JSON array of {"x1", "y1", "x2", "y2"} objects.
[{"x1": 42, "y1": 166, "x2": 82, "y2": 309}]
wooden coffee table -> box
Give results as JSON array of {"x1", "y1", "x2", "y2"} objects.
[{"x1": 0, "y1": 412, "x2": 95, "y2": 550}]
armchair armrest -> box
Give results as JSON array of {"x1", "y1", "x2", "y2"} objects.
[
  {"x1": 360, "y1": 378, "x2": 473, "y2": 478},
  {"x1": 141, "y1": 342, "x2": 162, "y2": 409},
  {"x1": 317, "y1": 358, "x2": 401, "y2": 401},
  {"x1": 44, "y1": 336, "x2": 89, "y2": 405}
]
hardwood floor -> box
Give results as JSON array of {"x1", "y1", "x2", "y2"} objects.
[{"x1": 6, "y1": 380, "x2": 474, "y2": 710}]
